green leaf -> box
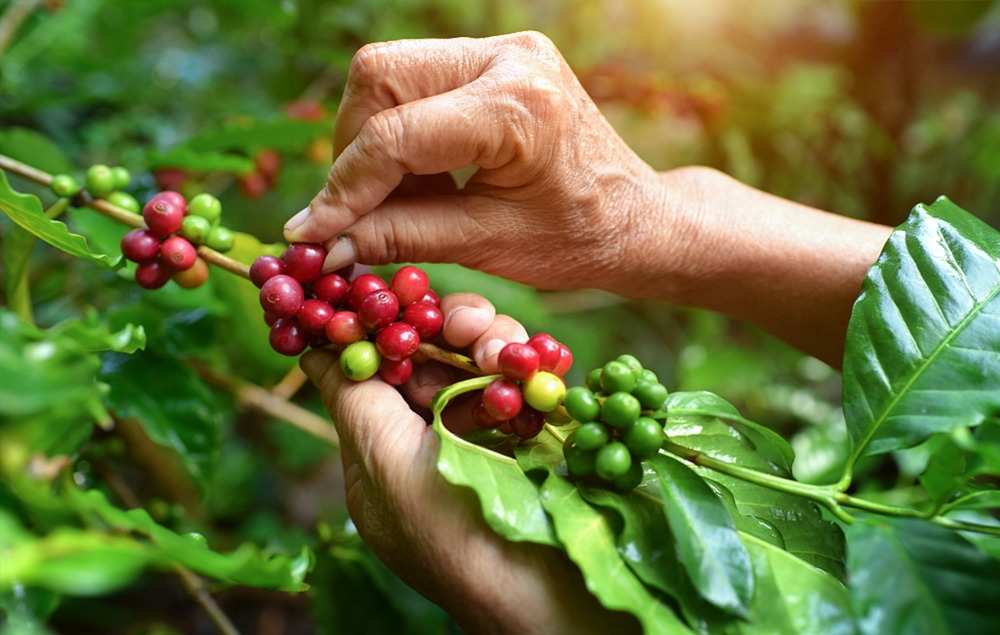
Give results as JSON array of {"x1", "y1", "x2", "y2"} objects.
[
  {"x1": 146, "y1": 146, "x2": 256, "y2": 174},
  {"x1": 664, "y1": 400, "x2": 847, "y2": 582},
  {"x1": 68, "y1": 488, "x2": 313, "y2": 592},
  {"x1": 2, "y1": 224, "x2": 36, "y2": 309},
  {"x1": 46, "y1": 310, "x2": 146, "y2": 354},
  {"x1": 0, "y1": 127, "x2": 73, "y2": 176},
  {"x1": 919, "y1": 434, "x2": 970, "y2": 505},
  {"x1": 539, "y1": 471, "x2": 695, "y2": 635},
  {"x1": 739, "y1": 533, "x2": 856, "y2": 635},
  {"x1": 100, "y1": 351, "x2": 221, "y2": 490},
  {"x1": 847, "y1": 517, "x2": 1000, "y2": 635},
  {"x1": 648, "y1": 454, "x2": 753, "y2": 617},
  {"x1": 184, "y1": 118, "x2": 334, "y2": 154},
  {"x1": 431, "y1": 376, "x2": 559, "y2": 547},
  {"x1": 842, "y1": 198, "x2": 1000, "y2": 464},
  {"x1": 0, "y1": 170, "x2": 122, "y2": 269}
]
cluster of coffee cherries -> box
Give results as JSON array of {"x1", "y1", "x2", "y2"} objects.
[
  {"x1": 561, "y1": 355, "x2": 669, "y2": 491},
  {"x1": 470, "y1": 336, "x2": 573, "y2": 440},
  {"x1": 51, "y1": 164, "x2": 141, "y2": 215},
  {"x1": 118, "y1": 190, "x2": 233, "y2": 290},
  {"x1": 251, "y1": 246, "x2": 443, "y2": 385}
]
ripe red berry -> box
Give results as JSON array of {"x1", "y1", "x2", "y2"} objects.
[
  {"x1": 142, "y1": 198, "x2": 184, "y2": 236},
  {"x1": 347, "y1": 273, "x2": 387, "y2": 310},
  {"x1": 313, "y1": 273, "x2": 348, "y2": 305},
  {"x1": 498, "y1": 343, "x2": 540, "y2": 381},
  {"x1": 259, "y1": 274, "x2": 304, "y2": 319},
  {"x1": 172, "y1": 257, "x2": 209, "y2": 289},
  {"x1": 264, "y1": 312, "x2": 280, "y2": 326},
  {"x1": 358, "y1": 290, "x2": 399, "y2": 331},
  {"x1": 482, "y1": 377, "x2": 523, "y2": 422},
  {"x1": 269, "y1": 318, "x2": 309, "y2": 356},
  {"x1": 135, "y1": 260, "x2": 172, "y2": 290},
  {"x1": 282, "y1": 243, "x2": 326, "y2": 283},
  {"x1": 256, "y1": 149, "x2": 282, "y2": 183},
  {"x1": 390, "y1": 266, "x2": 430, "y2": 307},
  {"x1": 297, "y1": 299, "x2": 335, "y2": 335},
  {"x1": 375, "y1": 322, "x2": 420, "y2": 361},
  {"x1": 160, "y1": 236, "x2": 197, "y2": 270},
  {"x1": 420, "y1": 289, "x2": 440, "y2": 306},
  {"x1": 324, "y1": 311, "x2": 366, "y2": 345},
  {"x1": 552, "y1": 345, "x2": 573, "y2": 376},
  {"x1": 153, "y1": 170, "x2": 188, "y2": 194},
  {"x1": 401, "y1": 303, "x2": 443, "y2": 340},
  {"x1": 250, "y1": 255, "x2": 285, "y2": 288},
  {"x1": 510, "y1": 405, "x2": 546, "y2": 439},
  {"x1": 120, "y1": 229, "x2": 162, "y2": 263},
  {"x1": 527, "y1": 333, "x2": 562, "y2": 372},
  {"x1": 472, "y1": 398, "x2": 503, "y2": 429},
  {"x1": 378, "y1": 357, "x2": 413, "y2": 386},
  {"x1": 239, "y1": 172, "x2": 269, "y2": 199},
  {"x1": 151, "y1": 190, "x2": 187, "y2": 214}
]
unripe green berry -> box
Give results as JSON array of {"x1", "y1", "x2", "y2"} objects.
[
  {"x1": 205, "y1": 226, "x2": 234, "y2": 252},
  {"x1": 565, "y1": 444, "x2": 597, "y2": 477},
  {"x1": 585, "y1": 368, "x2": 603, "y2": 393},
  {"x1": 181, "y1": 215, "x2": 213, "y2": 244},
  {"x1": 110, "y1": 166, "x2": 131, "y2": 190},
  {"x1": 601, "y1": 392, "x2": 641, "y2": 429},
  {"x1": 613, "y1": 460, "x2": 644, "y2": 491},
  {"x1": 595, "y1": 442, "x2": 632, "y2": 481},
  {"x1": 85, "y1": 164, "x2": 115, "y2": 198},
  {"x1": 340, "y1": 341, "x2": 381, "y2": 381},
  {"x1": 107, "y1": 191, "x2": 140, "y2": 214},
  {"x1": 188, "y1": 193, "x2": 222, "y2": 224},
  {"x1": 574, "y1": 422, "x2": 610, "y2": 452},
  {"x1": 50, "y1": 174, "x2": 80, "y2": 197},
  {"x1": 617, "y1": 354, "x2": 643, "y2": 379},
  {"x1": 623, "y1": 417, "x2": 664, "y2": 457},
  {"x1": 640, "y1": 369, "x2": 659, "y2": 384},
  {"x1": 522, "y1": 371, "x2": 566, "y2": 412},
  {"x1": 564, "y1": 386, "x2": 600, "y2": 423},
  {"x1": 633, "y1": 380, "x2": 668, "y2": 410},
  {"x1": 601, "y1": 361, "x2": 635, "y2": 394}
]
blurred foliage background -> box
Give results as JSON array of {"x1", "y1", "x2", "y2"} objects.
[{"x1": 1, "y1": 0, "x2": 998, "y2": 633}]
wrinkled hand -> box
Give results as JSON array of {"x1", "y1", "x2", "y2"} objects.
[
  {"x1": 284, "y1": 32, "x2": 681, "y2": 296},
  {"x1": 299, "y1": 292, "x2": 639, "y2": 635}
]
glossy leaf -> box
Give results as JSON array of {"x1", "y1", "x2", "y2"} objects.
[
  {"x1": 0, "y1": 170, "x2": 122, "y2": 269},
  {"x1": 100, "y1": 351, "x2": 221, "y2": 490},
  {"x1": 45, "y1": 310, "x2": 146, "y2": 354},
  {"x1": 69, "y1": 488, "x2": 313, "y2": 591},
  {"x1": 843, "y1": 198, "x2": 1000, "y2": 463},
  {"x1": 647, "y1": 454, "x2": 753, "y2": 617},
  {"x1": 431, "y1": 376, "x2": 559, "y2": 547},
  {"x1": 847, "y1": 517, "x2": 1000, "y2": 635}
]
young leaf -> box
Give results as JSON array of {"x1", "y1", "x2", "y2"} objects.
[
  {"x1": 648, "y1": 454, "x2": 753, "y2": 617},
  {"x1": 431, "y1": 376, "x2": 559, "y2": 547},
  {"x1": 0, "y1": 170, "x2": 122, "y2": 269},
  {"x1": 843, "y1": 197, "x2": 1000, "y2": 464},
  {"x1": 847, "y1": 517, "x2": 1000, "y2": 635}
]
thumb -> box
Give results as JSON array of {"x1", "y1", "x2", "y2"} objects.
[{"x1": 320, "y1": 195, "x2": 490, "y2": 273}]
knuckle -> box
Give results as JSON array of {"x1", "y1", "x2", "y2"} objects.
[
  {"x1": 349, "y1": 42, "x2": 391, "y2": 88},
  {"x1": 359, "y1": 109, "x2": 406, "y2": 163},
  {"x1": 505, "y1": 30, "x2": 557, "y2": 58}
]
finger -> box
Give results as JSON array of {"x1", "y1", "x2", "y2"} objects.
[
  {"x1": 466, "y1": 314, "x2": 530, "y2": 374},
  {"x1": 284, "y1": 80, "x2": 522, "y2": 244},
  {"x1": 401, "y1": 362, "x2": 465, "y2": 409},
  {"x1": 439, "y1": 293, "x2": 496, "y2": 349},
  {"x1": 333, "y1": 38, "x2": 493, "y2": 157}
]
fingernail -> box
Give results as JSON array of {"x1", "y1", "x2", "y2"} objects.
[
  {"x1": 482, "y1": 338, "x2": 506, "y2": 362},
  {"x1": 300, "y1": 349, "x2": 338, "y2": 384},
  {"x1": 284, "y1": 207, "x2": 310, "y2": 232},
  {"x1": 323, "y1": 236, "x2": 357, "y2": 273}
]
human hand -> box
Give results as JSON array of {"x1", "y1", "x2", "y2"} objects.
[
  {"x1": 283, "y1": 32, "x2": 686, "y2": 297},
  {"x1": 299, "y1": 292, "x2": 640, "y2": 635}
]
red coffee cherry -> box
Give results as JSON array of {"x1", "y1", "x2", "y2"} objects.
[
  {"x1": 420, "y1": 289, "x2": 440, "y2": 306},
  {"x1": 375, "y1": 322, "x2": 420, "y2": 361},
  {"x1": 160, "y1": 236, "x2": 197, "y2": 270},
  {"x1": 482, "y1": 377, "x2": 523, "y2": 422},
  {"x1": 401, "y1": 302, "x2": 443, "y2": 340},
  {"x1": 390, "y1": 266, "x2": 430, "y2": 307},
  {"x1": 472, "y1": 397, "x2": 504, "y2": 429},
  {"x1": 297, "y1": 299, "x2": 335, "y2": 335},
  {"x1": 269, "y1": 318, "x2": 309, "y2": 357},
  {"x1": 346, "y1": 273, "x2": 387, "y2": 310},
  {"x1": 250, "y1": 255, "x2": 285, "y2": 288},
  {"x1": 552, "y1": 344, "x2": 573, "y2": 377},
  {"x1": 120, "y1": 229, "x2": 162, "y2": 263},
  {"x1": 498, "y1": 343, "x2": 540, "y2": 381},
  {"x1": 172, "y1": 257, "x2": 209, "y2": 289},
  {"x1": 135, "y1": 260, "x2": 172, "y2": 290},
  {"x1": 264, "y1": 311, "x2": 280, "y2": 327},
  {"x1": 313, "y1": 273, "x2": 348, "y2": 305},
  {"x1": 259, "y1": 274, "x2": 304, "y2": 319},
  {"x1": 378, "y1": 357, "x2": 413, "y2": 386},
  {"x1": 324, "y1": 311, "x2": 365, "y2": 345},
  {"x1": 239, "y1": 172, "x2": 269, "y2": 199},
  {"x1": 151, "y1": 190, "x2": 187, "y2": 214},
  {"x1": 509, "y1": 405, "x2": 546, "y2": 439},
  {"x1": 256, "y1": 149, "x2": 282, "y2": 184},
  {"x1": 527, "y1": 333, "x2": 562, "y2": 372},
  {"x1": 358, "y1": 290, "x2": 399, "y2": 331},
  {"x1": 282, "y1": 243, "x2": 326, "y2": 283},
  {"x1": 142, "y1": 198, "x2": 184, "y2": 236}
]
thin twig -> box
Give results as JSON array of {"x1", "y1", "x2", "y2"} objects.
[
  {"x1": 272, "y1": 365, "x2": 308, "y2": 400},
  {"x1": 0, "y1": 0, "x2": 41, "y2": 57}
]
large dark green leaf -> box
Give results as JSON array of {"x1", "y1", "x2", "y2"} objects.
[
  {"x1": 0, "y1": 170, "x2": 122, "y2": 269},
  {"x1": 664, "y1": 404, "x2": 847, "y2": 581},
  {"x1": 0, "y1": 128, "x2": 73, "y2": 176},
  {"x1": 648, "y1": 454, "x2": 753, "y2": 618},
  {"x1": 842, "y1": 198, "x2": 1000, "y2": 464},
  {"x1": 847, "y1": 517, "x2": 1000, "y2": 635},
  {"x1": 431, "y1": 376, "x2": 559, "y2": 547},
  {"x1": 100, "y1": 351, "x2": 221, "y2": 490}
]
